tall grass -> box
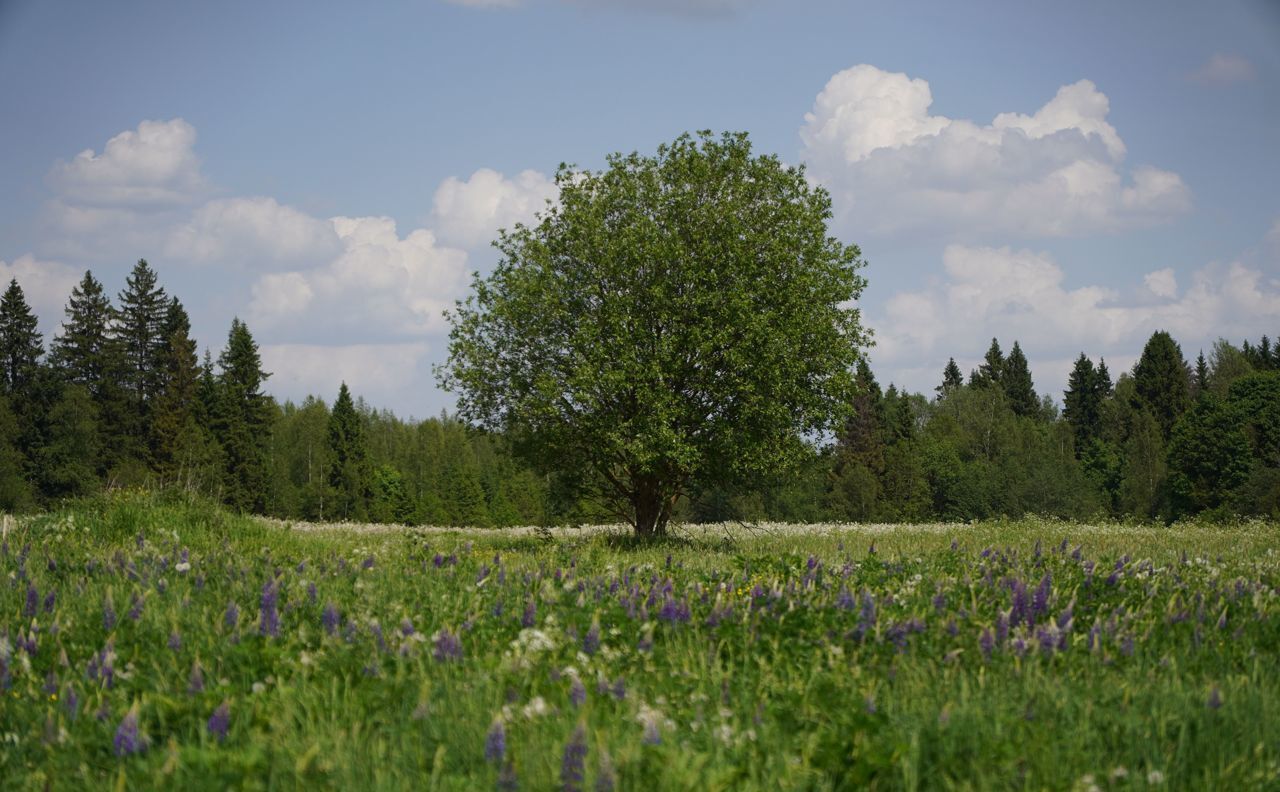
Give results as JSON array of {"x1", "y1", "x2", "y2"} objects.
[{"x1": 1, "y1": 492, "x2": 1277, "y2": 789}]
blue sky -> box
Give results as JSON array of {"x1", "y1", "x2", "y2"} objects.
[{"x1": 1, "y1": 0, "x2": 1277, "y2": 417}]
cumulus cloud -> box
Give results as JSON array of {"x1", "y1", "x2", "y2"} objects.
[
  {"x1": 48, "y1": 119, "x2": 204, "y2": 207},
  {"x1": 1189, "y1": 54, "x2": 1257, "y2": 85},
  {"x1": 248, "y1": 215, "x2": 470, "y2": 340},
  {"x1": 430, "y1": 168, "x2": 557, "y2": 248},
  {"x1": 0, "y1": 254, "x2": 84, "y2": 334},
  {"x1": 873, "y1": 245, "x2": 1280, "y2": 400},
  {"x1": 165, "y1": 197, "x2": 341, "y2": 267},
  {"x1": 800, "y1": 65, "x2": 1190, "y2": 238},
  {"x1": 259, "y1": 341, "x2": 432, "y2": 407}
]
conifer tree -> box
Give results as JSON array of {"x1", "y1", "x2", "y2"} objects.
[
  {"x1": 1001, "y1": 341, "x2": 1038, "y2": 417},
  {"x1": 1132, "y1": 330, "x2": 1191, "y2": 439},
  {"x1": 214, "y1": 318, "x2": 272, "y2": 512},
  {"x1": 36, "y1": 385, "x2": 101, "y2": 499},
  {"x1": 0, "y1": 279, "x2": 44, "y2": 399},
  {"x1": 150, "y1": 298, "x2": 211, "y2": 485},
  {"x1": 937, "y1": 358, "x2": 963, "y2": 397},
  {"x1": 0, "y1": 394, "x2": 32, "y2": 510},
  {"x1": 113, "y1": 259, "x2": 169, "y2": 462},
  {"x1": 1192, "y1": 351, "x2": 1210, "y2": 401},
  {"x1": 327, "y1": 382, "x2": 371, "y2": 520},
  {"x1": 970, "y1": 338, "x2": 1004, "y2": 388},
  {"x1": 52, "y1": 271, "x2": 115, "y2": 393}
]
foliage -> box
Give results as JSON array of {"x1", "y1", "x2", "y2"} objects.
[{"x1": 440, "y1": 131, "x2": 870, "y2": 534}]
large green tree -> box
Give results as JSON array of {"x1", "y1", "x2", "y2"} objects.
[
  {"x1": 1132, "y1": 330, "x2": 1190, "y2": 439},
  {"x1": 0, "y1": 279, "x2": 43, "y2": 399},
  {"x1": 113, "y1": 259, "x2": 169, "y2": 465},
  {"x1": 439, "y1": 131, "x2": 870, "y2": 535},
  {"x1": 1001, "y1": 341, "x2": 1038, "y2": 417}
]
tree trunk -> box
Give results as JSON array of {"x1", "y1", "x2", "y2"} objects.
[{"x1": 631, "y1": 475, "x2": 670, "y2": 536}]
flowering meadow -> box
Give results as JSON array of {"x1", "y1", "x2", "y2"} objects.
[{"x1": 2, "y1": 493, "x2": 1278, "y2": 790}]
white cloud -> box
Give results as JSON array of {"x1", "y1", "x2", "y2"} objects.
[
  {"x1": 48, "y1": 119, "x2": 204, "y2": 208},
  {"x1": 873, "y1": 245, "x2": 1280, "y2": 400},
  {"x1": 430, "y1": 168, "x2": 556, "y2": 248},
  {"x1": 800, "y1": 65, "x2": 1190, "y2": 238},
  {"x1": 1143, "y1": 268, "x2": 1178, "y2": 299},
  {"x1": 0, "y1": 254, "x2": 84, "y2": 336},
  {"x1": 259, "y1": 341, "x2": 432, "y2": 411},
  {"x1": 165, "y1": 197, "x2": 341, "y2": 267},
  {"x1": 1189, "y1": 54, "x2": 1257, "y2": 85},
  {"x1": 248, "y1": 215, "x2": 471, "y2": 340}
]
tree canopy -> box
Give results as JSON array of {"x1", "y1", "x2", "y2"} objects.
[{"x1": 439, "y1": 131, "x2": 870, "y2": 535}]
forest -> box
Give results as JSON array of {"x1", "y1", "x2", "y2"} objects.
[{"x1": 1, "y1": 259, "x2": 1276, "y2": 525}]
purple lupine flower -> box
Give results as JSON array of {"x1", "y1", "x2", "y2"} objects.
[
  {"x1": 1009, "y1": 579, "x2": 1029, "y2": 628},
  {"x1": 835, "y1": 589, "x2": 856, "y2": 610},
  {"x1": 400, "y1": 618, "x2": 415, "y2": 638},
  {"x1": 259, "y1": 581, "x2": 280, "y2": 638},
  {"x1": 306, "y1": 582, "x2": 317, "y2": 604},
  {"x1": 1071, "y1": 546, "x2": 1083, "y2": 561},
  {"x1": 658, "y1": 597, "x2": 690, "y2": 624},
  {"x1": 996, "y1": 611, "x2": 1010, "y2": 644},
  {"x1": 113, "y1": 708, "x2": 143, "y2": 756},
  {"x1": 582, "y1": 622, "x2": 600, "y2": 656},
  {"x1": 1120, "y1": 633, "x2": 1134, "y2": 657},
  {"x1": 561, "y1": 725, "x2": 588, "y2": 792},
  {"x1": 24, "y1": 583, "x2": 38, "y2": 617},
  {"x1": 522, "y1": 600, "x2": 537, "y2": 628},
  {"x1": 43, "y1": 589, "x2": 56, "y2": 613},
  {"x1": 371, "y1": 622, "x2": 388, "y2": 653},
  {"x1": 225, "y1": 601, "x2": 239, "y2": 631},
  {"x1": 979, "y1": 628, "x2": 995, "y2": 660},
  {"x1": 1207, "y1": 686, "x2": 1223, "y2": 709},
  {"x1": 1032, "y1": 574, "x2": 1051, "y2": 621},
  {"x1": 570, "y1": 677, "x2": 587, "y2": 708},
  {"x1": 322, "y1": 603, "x2": 340, "y2": 635},
  {"x1": 610, "y1": 678, "x2": 627, "y2": 701},
  {"x1": 188, "y1": 662, "x2": 205, "y2": 695},
  {"x1": 433, "y1": 629, "x2": 463, "y2": 662},
  {"x1": 1036, "y1": 626, "x2": 1057, "y2": 656},
  {"x1": 168, "y1": 631, "x2": 182, "y2": 652},
  {"x1": 63, "y1": 684, "x2": 79, "y2": 719},
  {"x1": 127, "y1": 592, "x2": 144, "y2": 622},
  {"x1": 361, "y1": 555, "x2": 375, "y2": 570},
  {"x1": 43, "y1": 671, "x2": 58, "y2": 696},
  {"x1": 485, "y1": 719, "x2": 506, "y2": 763},
  {"x1": 103, "y1": 595, "x2": 117, "y2": 631},
  {"x1": 1216, "y1": 609, "x2": 1228, "y2": 630},
  {"x1": 932, "y1": 592, "x2": 947, "y2": 614},
  {"x1": 207, "y1": 701, "x2": 230, "y2": 741}
]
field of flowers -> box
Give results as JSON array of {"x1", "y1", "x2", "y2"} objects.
[{"x1": 2, "y1": 493, "x2": 1278, "y2": 790}]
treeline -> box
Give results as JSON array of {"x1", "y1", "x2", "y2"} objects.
[
  {"x1": 0, "y1": 261, "x2": 553, "y2": 525},
  {"x1": 1, "y1": 260, "x2": 1276, "y2": 524},
  {"x1": 687, "y1": 334, "x2": 1279, "y2": 523}
]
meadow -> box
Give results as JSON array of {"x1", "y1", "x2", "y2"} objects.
[{"x1": 1, "y1": 492, "x2": 1278, "y2": 790}]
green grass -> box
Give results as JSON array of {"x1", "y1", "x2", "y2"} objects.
[{"x1": 2, "y1": 491, "x2": 1278, "y2": 790}]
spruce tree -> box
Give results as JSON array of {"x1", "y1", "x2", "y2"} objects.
[
  {"x1": 1192, "y1": 352, "x2": 1210, "y2": 401},
  {"x1": 151, "y1": 298, "x2": 208, "y2": 484},
  {"x1": 36, "y1": 385, "x2": 101, "y2": 499},
  {"x1": 327, "y1": 382, "x2": 371, "y2": 520},
  {"x1": 114, "y1": 259, "x2": 169, "y2": 462},
  {"x1": 970, "y1": 338, "x2": 1004, "y2": 388},
  {"x1": 0, "y1": 279, "x2": 44, "y2": 398},
  {"x1": 0, "y1": 394, "x2": 32, "y2": 510},
  {"x1": 214, "y1": 318, "x2": 272, "y2": 512},
  {"x1": 937, "y1": 358, "x2": 963, "y2": 397},
  {"x1": 1001, "y1": 341, "x2": 1038, "y2": 417},
  {"x1": 1132, "y1": 330, "x2": 1191, "y2": 439},
  {"x1": 51, "y1": 271, "x2": 115, "y2": 393},
  {"x1": 1063, "y1": 353, "x2": 1098, "y2": 451}
]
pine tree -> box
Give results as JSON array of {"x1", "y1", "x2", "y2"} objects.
[
  {"x1": 0, "y1": 279, "x2": 44, "y2": 398},
  {"x1": 214, "y1": 318, "x2": 272, "y2": 512},
  {"x1": 1001, "y1": 341, "x2": 1038, "y2": 417},
  {"x1": 970, "y1": 338, "x2": 1004, "y2": 388},
  {"x1": 1063, "y1": 353, "x2": 1098, "y2": 452},
  {"x1": 113, "y1": 260, "x2": 168, "y2": 462},
  {"x1": 0, "y1": 394, "x2": 32, "y2": 510},
  {"x1": 1132, "y1": 330, "x2": 1191, "y2": 439},
  {"x1": 937, "y1": 358, "x2": 963, "y2": 398},
  {"x1": 327, "y1": 382, "x2": 371, "y2": 520},
  {"x1": 35, "y1": 385, "x2": 101, "y2": 499},
  {"x1": 51, "y1": 271, "x2": 115, "y2": 393},
  {"x1": 1192, "y1": 351, "x2": 1210, "y2": 401},
  {"x1": 150, "y1": 298, "x2": 206, "y2": 484}
]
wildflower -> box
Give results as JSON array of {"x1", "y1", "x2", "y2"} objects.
[
  {"x1": 322, "y1": 603, "x2": 340, "y2": 635},
  {"x1": 1207, "y1": 685, "x2": 1222, "y2": 710},
  {"x1": 24, "y1": 583, "x2": 38, "y2": 617},
  {"x1": 561, "y1": 725, "x2": 588, "y2": 792},
  {"x1": 188, "y1": 662, "x2": 205, "y2": 695},
  {"x1": 582, "y1": 621, "x2": 600, "y2": 656},
  {"x1": 570, "y1": 677, "x2": 587, "y2": 708},
  {"x1": 433, "y1": 629, "x2": 463, "y2": 662},
  {"x1": 362, "y1": 555, "x2": 375, "y2": 570},
  {"x1": 637, "y1": 703, "x2": 665, "y2": 745},
  {"x1": 1147, "y1": 769, "x2": 1165, "y2": 784},
  {"x1": 224, "y1": 601, "x2": 239, "y2": 631},
  {"x1": 400, "y1": 618, "x2": 416, "y2": 638},
  {"x1": 113, "y1": 706, "x2": 144, "y2": 756},
  {"x1": 103, "y1": 594, "x2": 117, "y2": 632},
  {"x1": 485, "y1": 718, "x2": 506, "y2": 763},
  {"x1": 979, "y1": 628, "x2": 995, "y2": 660},
  {"x1": 610, "y1": 677, "x2": 626, "y2": 701},
  {"x1": 168, "y1": 631, "x2": 182, "y2": 652},
  {"x1": 259, "y1": 581, "x2": 280, "y2": 638},
  {"x1": 64, "y1": 684, "x2": 79, "y2": 719},
  {"x1": 522, "y1": 600, "x2": 537, "y2": 628},
  {"x1": 522, "y1": 696, "x2": 550, "y2": 719},
  {"x1": 43, "y1": 590, "x2": 56, "y2": 613},
  {"x1": 207, "y1": 700, "x2": 230, "y2": 741},
  {"x1": 306, "y1": 582, "x2": 317, "y2": 603}
]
